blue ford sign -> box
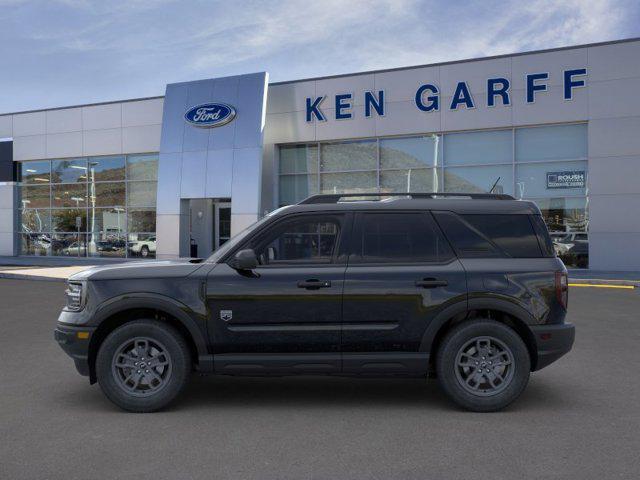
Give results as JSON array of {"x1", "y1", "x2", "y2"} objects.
[{"x1": 184, "y1": 103, "x2": 236, "y2": 127}]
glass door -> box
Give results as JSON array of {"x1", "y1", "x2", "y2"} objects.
[{"x1": 214, "y1": 203, "x2": 231, "y2": 250}]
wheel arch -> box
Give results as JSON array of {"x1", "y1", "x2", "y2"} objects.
[
  {"x1": 87, "y1": 295, "x2": 209, "y2": 383},
  {"x1": 421, "y1": 297, "x2": 539, "y2": 372}
]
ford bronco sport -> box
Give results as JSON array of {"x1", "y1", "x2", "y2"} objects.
[{"x1": 55, "y1": 193, "x2": 575, "y2": 412}]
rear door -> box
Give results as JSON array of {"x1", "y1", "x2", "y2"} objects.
[{"x1": 341, "y1": 211, "x2": 467, "y2": 374}]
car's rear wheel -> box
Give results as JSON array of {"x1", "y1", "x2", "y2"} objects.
[
  {"x1": 436, "y1": 319, "x2": 530, "y2": 412},
  {"x1": 96, "y1": 320, "x2": 191, "y2": 412}
]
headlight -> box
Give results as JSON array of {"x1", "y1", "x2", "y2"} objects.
[{"x1": 64, "y1": 282, "x2": 85, "y2": 311}]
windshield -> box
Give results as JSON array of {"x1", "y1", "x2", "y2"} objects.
[{"x1": 205, "y1": 206, "x2": 293, "y2": 263}]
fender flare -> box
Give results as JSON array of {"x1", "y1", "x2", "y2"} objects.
[
  {"x1": 90, "y1": 293, "x2": 209, "y2": 357},
  {"x1": 419, "y1": 295, "x2": 536, "y2": 354}
]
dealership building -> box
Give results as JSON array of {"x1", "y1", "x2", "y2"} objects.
[{"x1": 0, "y1": 37, "x2": 639, "y2": 269}]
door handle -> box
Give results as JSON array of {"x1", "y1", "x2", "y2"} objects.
[
  {"x1": 415, "y1": 278, "x2": 448, "y2": 288},
  {"x1": 297, "y1": 279, "x2": 331, "y2": 289}
]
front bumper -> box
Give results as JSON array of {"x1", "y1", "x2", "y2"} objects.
[
  {"x1": 530, "y1": 322, "x2": 575, "y2": 371},
  {"x1": 54, "y1": 323, "x2": 96, "y2": 377}
]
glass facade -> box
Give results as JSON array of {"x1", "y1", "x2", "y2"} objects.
[
  {"x1": 278, "y1": 124, "x2": 588, "y2": 267},
  {"x1": 17, "y1": 154, "x2": 158, "y2": 258}
]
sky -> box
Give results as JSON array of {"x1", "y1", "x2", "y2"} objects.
[{"x1": 0, "y1": 0, "x2": 639, "y2": 113}]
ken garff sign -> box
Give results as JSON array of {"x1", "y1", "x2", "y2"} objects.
[
  {"x1": 305, "y1": 68, "x2": 587, "y2": 122},
  {"x1": 547, "y1": 170, "x2": 586, "y2": 189},
  {"x1": 184, "y1": 102, "x2": 236, "y2": 127}
]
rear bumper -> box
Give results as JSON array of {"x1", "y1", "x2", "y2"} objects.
[
  {"x1": 54, "y1": 324, "x2": 96, "y2": 377},
  {"x1": 530, "y1": 323, "x2": 575, "y2": 371}
]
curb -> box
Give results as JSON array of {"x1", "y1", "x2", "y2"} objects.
[{"x1": 0, "y1": 272, "x2": 67, "y2": 282}]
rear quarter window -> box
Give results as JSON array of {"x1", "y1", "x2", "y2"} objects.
[{"x1": 434, "y1": 212, "x2": 544, "y2": 258}]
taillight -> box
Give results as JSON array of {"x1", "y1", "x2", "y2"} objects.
[{"x1": 555, "y1": 271, "x2": 568, "y2": 310}]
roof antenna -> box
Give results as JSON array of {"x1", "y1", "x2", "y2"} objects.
[{"x1": 489, "y1": 177, "x2": 501, "y2": 194}]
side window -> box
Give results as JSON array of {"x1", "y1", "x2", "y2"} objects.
[
  {"x1": 353, "y1": 212, "x2": 454, "y2": 263},
  {"x1": 462, "y1": 214, "x2": 542, "y2": 258},
  {"x1": 530, "y1": 214, "x2": 554, "y2": 257},
  {"x1": 253, "y1": 216, "x2": 341, "y2": 265},
  {"x1": 433, "y1": 212, "x2": 501, "y2": 258}
]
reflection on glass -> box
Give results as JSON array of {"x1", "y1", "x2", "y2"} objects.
[
  {"x1": 321, "y1": 140, "x2": 377, "y2": 172},
  {"x1": 51, "y1": 159, "x2": 87, "y2": 183},
  {"x1": 51, "y1": 209, "x2": 87, "y2": 232},
  {"x1": 127, "y1": 181, "x2": 156, "y2": 207},
  {"x1": 88, "y1": 233, "x2": 126, "y2": 258},
  {"x1": 94, "y1": 182, "x2": 125, "y2": 207},
  {"x1": 128, "y1": 233, "x2": 156, "y2": 258},
  {"x1": 279, "y1": 175, "x2": 318, "y2": 206},
  {"x1": 128, "y1": 209, "x2": 156, "y2": 232},
  {"x1": 320, "y1": 171, "x2": 377, "y2": 194},
  {"x1": 91, "y1": 156, "x2": 125, "y2": 181},
  {"x1": 516, "y1": 124, "x2": 587, "y2": 162},
  {"x1": 380, "y1": 169, "x2": 438, "y2": 193},
  {"x1": 51, "y1": 233, "x2": 86, "y2": 257},
  {"x1": 279, "y1": 145, "x2": 317, "y2": 174},
  {"x1": 380, "y1": 135, "x2": 441, "y2": 169},
  {"x1": 444, "y1": 130, "x2": 512, "y2": 166},
  {"x1": 21, "y1": 209, "x2": 51, "y2": 233},
  {"x1": 52, "y1": 183, "x2": 87, "y2": 207},
  {"x1": 444, "y1": 165, "x2": 513, "y2": 194},
  {"x1": 515, "y1": 161, "x2": 587, "y2": 198},
  {"x1": 127, "y1": 154, "x2": 158, "y2": 181},
  {"x1": 20, "y1": 185, "x2": 50, "y2": 209},
  {"x1": 19, "y1": 160, "x2": 50, "y2": 184},
  {"x1": 89, "y1": 207, "x2": 126, "y2": 234},
  {"x1": 20, "y1": 233, "x2": 52, "y2": 256}
]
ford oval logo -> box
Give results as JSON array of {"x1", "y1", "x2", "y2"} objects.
[{"x1": 184, "y1": 102, "x2": 236, "y2": 128}]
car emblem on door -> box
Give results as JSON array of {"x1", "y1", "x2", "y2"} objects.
[{"x1": 220, "y1": 310, "x2": 233, "y2": 322}]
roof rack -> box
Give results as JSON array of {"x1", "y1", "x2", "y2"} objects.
[{"x1": 298, "y1": 192, "x2": 515, "y2": 204}]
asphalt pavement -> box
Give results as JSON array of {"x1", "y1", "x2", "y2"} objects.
[{"x1": 0, "y1": 279, "x2": 639, "y2": 480}]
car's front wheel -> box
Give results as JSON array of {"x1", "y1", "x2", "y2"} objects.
[
  {"x1": 436, "y1": 319, "x2": 530, "y2": 412},
  {"x1": 96, "y1": 320, "x2": 191, "y2": 412}
]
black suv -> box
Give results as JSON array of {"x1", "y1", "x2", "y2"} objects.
[{"x1": 55, "y1": 193, "x2": 574, "y2": 412}]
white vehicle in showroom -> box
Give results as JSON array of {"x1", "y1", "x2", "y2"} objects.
[{"x1": 128, "y1": 236, "x2": 156, "y2": 258}]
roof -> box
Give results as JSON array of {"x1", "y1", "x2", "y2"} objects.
[{"x1": 274, "y1": 194, "x2": 541, "y2": 216}]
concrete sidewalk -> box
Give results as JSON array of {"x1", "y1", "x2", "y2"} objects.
[{"x1": 0, "y1": 265, "x2": 96, "y2": 282}]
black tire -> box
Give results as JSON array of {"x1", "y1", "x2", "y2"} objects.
[
  {"x1": 96, "y1": 320, "x2": 191, "y2": 412},
  {"x1": 436, "y1": 319, "x2": 530, "y2": 412},
  {"x1": 140, "y1": 245, "x2": 149, "y2": 258}
]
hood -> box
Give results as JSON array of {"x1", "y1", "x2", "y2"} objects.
[{"x1": 69, "y1": 259, "x2": 205, "y2": 281}]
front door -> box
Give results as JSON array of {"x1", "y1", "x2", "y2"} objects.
[
  {"x1": 206, "y1": 212, "x2": 350, "y2": 374},
  {"x1": 341, "y1": 211, "x2": 467, "y2": 374}
]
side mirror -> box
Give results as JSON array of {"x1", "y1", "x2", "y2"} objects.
[{"x1": 230, "y1": 249, "x2": 258, "y2": 271}]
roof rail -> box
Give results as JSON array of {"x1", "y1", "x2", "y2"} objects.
[{"x1": 298, "y1": 192, "x2": 515, "y2": 204}]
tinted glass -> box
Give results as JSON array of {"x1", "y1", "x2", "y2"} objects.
[
  {"x1": 530, "y1": 214, "x2": 554, "y2": 257},
  {"x1": 52, "y1": 183, "x2": 87, "y2": 207},
  {"x1": 127, "y1": 154, "x2": 158, "y2": 181},
  {"x1": 91, "y1": 156, "x2": 125, "y2": 181},
  {"x1": 20, "y1": 209, "x2": 51, "y2": 233},
  {"x1": 433, "y1": 212, "x2": 501, "y2": 258},
  {"x1": 516, "y1": 124, "x2": 587, "y2": 162},
  {"x1": 255, "y1": 218, "x2": 340, "y2": 264},
  {"x1": 355, "y1": 213, "x2": 453, "y2": 263},
  {"x1": 462, "y1": 214, "x2": 542, "y2": 258},
  {"x1": 380, "y1": 169, "x2": 438, "y2": 193},
  {"x1": 280, "y1": 144, "x2": 317, "y2": 174},
  {"x1": 128, "y1": 209, "x2": 156, "y2": 232},
  {"x1": 321, "y1": 140, "x2": 377, "y2": 172},
  {"x1": 94, "y1": 182, "x2": 125, "y2": 207},
  {"x1": 20, "y1": 185, "x2": 50, "y2": 208},
  {"x1": 51, "y1": 209, "x2": 87, "y2": 232},
  {"x1": 380, "y1": 135, "x2": 441, "y2": 169},
  {"x1": 51, "y1": 159, "x2": 87, "y2": 183},
  {"x1": 19, "y1": 160, "x2": 50, "y2": 184},
  {"x1": 127, "y1": 181, "x2": 156, "y2": 207},
  {"x1": 444, "y1": 165, "x2": 513, "y2": 195},
  {"x1": 444, "y1": 129, "x2": 512, "y2": 165}
]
